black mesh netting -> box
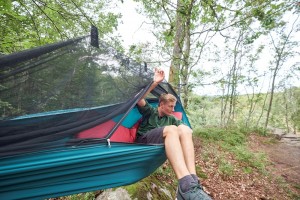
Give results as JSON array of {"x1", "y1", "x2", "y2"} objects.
[
  {"x1": 1, "y1": 36, "x2": 153, "y2": 118},
  {"x1": 0, "y1": 34, "x2": 179, "y2": 156}
]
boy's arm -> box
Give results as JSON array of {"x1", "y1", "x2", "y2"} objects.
[{"x1": 137, "y1": 68, "x2": 165, "y2": 107}]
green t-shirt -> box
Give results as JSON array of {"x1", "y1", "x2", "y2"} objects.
[{"x1": 137, "y1": 101, "x2": 183, "y2": 136}]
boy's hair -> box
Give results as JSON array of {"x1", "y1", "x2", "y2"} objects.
[{"x1": 159, "y1": 93, "x2": 177, "y2": 105}]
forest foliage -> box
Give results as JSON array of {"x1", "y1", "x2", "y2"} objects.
[
  {"x1": 187, "y1": 87, "x2": 300, "y2": 133},
  {"x1": 0, "y1": 0, "x2": 120, "y2": 53}
]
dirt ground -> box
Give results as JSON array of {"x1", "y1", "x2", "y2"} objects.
[
  {"x1": 248, "y1": 134, "x2": 300, "y2": 191},
  {"x1": 193, "y1": 133, "x2": 300, "y2": 200}
]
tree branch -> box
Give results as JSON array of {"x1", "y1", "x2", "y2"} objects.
[{"x1": 31, "y1": 0, "x2": 65, "y2": 39}]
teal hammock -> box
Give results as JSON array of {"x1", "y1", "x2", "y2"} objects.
[{"x1": 0, "y1": 143, "x2": 166, "y2": 200}]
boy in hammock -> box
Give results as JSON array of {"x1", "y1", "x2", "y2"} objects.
[{"x1": 135, "y1": 68, "x2": 212, "y2": 200}]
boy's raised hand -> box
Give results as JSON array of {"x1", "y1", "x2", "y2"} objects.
[{"x1": 154, "y1": 68, "x2": 165, "y2": 83}]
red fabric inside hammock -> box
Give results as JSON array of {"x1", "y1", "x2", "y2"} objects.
[{"x1": 77, "y1": 112, "x2": 182, "y2": 143}]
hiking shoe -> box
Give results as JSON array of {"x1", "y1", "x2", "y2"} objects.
[{"x1": 176, "y1": 182, "x2": 212, "y2": 200}]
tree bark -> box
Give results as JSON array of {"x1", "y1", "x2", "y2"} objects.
[{"x1": 169, "y1": 0, "x2": 185, "y2": 89}]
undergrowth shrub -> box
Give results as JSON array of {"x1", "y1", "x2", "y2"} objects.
[
  {"x1": 194, "y1": 127, "x2": 247, "y2": 145},
  {"x1": 194, "y1": 127, "x2": 268, "y2": 173},
  {"x1": 217, "y1": 156, "x2": 235, "y2": 178}
]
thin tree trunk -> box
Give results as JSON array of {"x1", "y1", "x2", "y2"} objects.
[
  {"x1": 227, "y1": 32, "x2": 242, "y2": 126},
  {"x1": 264, "y1": 16, "x2": 298, "y2": 130},
  {"x1": 264, "y1": 68, "x2": 278, "y2": 130},
  {"x1": 283, "y1": 89, "x2": 290, "y2": 133},
  {"x1": 256, "y1": 91, "x2": 269, "y2": 128}
]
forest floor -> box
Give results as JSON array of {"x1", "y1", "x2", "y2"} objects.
[{"x1": 195, "y1": 133, "x2": 300, "y2": 200}]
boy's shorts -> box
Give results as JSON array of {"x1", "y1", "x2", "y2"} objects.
[{"x1": 135, "y1": 127, "x2": 165, "y2": 144}]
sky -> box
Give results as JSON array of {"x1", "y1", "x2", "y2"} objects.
[
  {"x1": 114, "y1": 0, "x2": 300, "y2": 96},
  {"x1": 116, "y1": 0, "x2": 154, "y2": 47}
]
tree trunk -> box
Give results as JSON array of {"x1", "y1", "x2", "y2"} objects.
[
  {"x1": 169, "y1": 0, "x2": 185, "y2": 89},
  {"x1": 181, "y1": 0, "x2": 195, "y2": 108},
  {"x1": 264, "y1": 16, "x2": 298, "y2": 130},
  {"x1": 225, "y1": 32, "x2": 243, "y2": 126},
  {"x1": 264, "y1": 68, "x2": 277, "y2": 130}
]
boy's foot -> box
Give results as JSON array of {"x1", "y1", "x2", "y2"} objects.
[{"x1": 176, "y1": 182, "x2": 212, "y2": 200}]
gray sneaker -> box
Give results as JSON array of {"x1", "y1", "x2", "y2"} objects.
[{"x1": 176, "y1": 182, "x2": 212, "y2": 200}]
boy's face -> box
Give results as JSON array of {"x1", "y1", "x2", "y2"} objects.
[{"x1": 160, "y1": 101, "x2": 176, "y2": 116}]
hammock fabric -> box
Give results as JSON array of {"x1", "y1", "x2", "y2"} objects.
[{"x1": 0, "y1": 28, "x2": 191, "y2": 200}]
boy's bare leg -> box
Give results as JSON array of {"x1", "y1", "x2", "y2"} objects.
[
  {"x1": 178, "y1": 125, "x2": 196, "y2": 175},
  {"x1": 163, "y1": 125, "x2": 190, "y2": 179}
]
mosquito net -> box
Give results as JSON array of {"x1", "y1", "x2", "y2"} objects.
[{"x1": 0, "y1": 30, "x2": 181, "y2": 157}]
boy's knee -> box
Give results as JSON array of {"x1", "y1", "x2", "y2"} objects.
[
  {"x1": 163, "y1": 125, "x2": 179, "y2": 137},
  {"x1": 178, "y1": 124, "x2": 193, "y2": 136}
]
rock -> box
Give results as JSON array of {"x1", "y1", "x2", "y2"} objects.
[
  {"x1": 159, "y1": 187, "x2": 172, "y2": 199},
  {"x1": 96, "y1": 188, "x2": 132, "y2": 200},
  {"x1": 147, "y1": 191, "x2": 152, "y2": 200}
]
